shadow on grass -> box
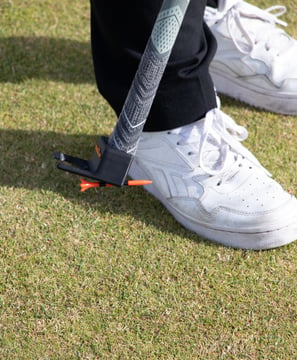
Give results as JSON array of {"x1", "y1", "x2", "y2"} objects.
[
  {"x1": 0, "y1": 36, "x2": 94, "y2": 83},
  {"x1": 0, "y1": 129, "x2": 216, "y2": 247}
]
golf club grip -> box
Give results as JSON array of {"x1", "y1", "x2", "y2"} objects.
[{"x1": 108, "y1": 0, "x2": 190, "y2": 154}]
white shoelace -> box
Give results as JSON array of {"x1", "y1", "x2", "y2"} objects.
[
  {"x1": 176, "y1": 109, "x2": 270, "y2": 176},
  {"x1": 206, "y1": 1, "x2": 293, "y2": 56}
]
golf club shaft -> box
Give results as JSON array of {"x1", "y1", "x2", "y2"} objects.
[{"x1": 108, "y1": 0, "x2": 191, "y2": 155}]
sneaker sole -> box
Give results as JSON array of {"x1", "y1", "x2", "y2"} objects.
[
  {"x1": 129, "y1": 162, "x2": 297, "y2": 250},
  {"x1": 210, "y1": 64, "x2": 297, "y2": 115}
]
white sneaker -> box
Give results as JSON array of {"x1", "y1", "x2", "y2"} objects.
[
  {"x1": 204, "y1": 0, "x2": 297, "y2": 115},
  {"x1": 129, "y1": 109, "x2": 297, "y2": 249}
]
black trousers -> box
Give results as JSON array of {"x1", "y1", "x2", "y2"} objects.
[{"x1": 90, "y1": 0, "x2": 219, "y2": 131}]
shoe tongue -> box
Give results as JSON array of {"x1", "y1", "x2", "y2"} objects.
[
  {"x1": 178, "y1": 118, "x2": 236, "y2": 174},
  {"x1": 201, "y1": 129, "x2": 237, "y2": 174},
  {"x1": 218, "y1": 0, "x2": 239, "y2": 12},
  {"x1": 220, "y1": 1, "x2": 293, "y2": 54},
  {"x1": 239, "y1": 14, "x2": 291, "y2": 52}
]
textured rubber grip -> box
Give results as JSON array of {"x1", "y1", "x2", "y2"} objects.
[{"x1": 108, "y1": 0, "x2": 190, "y2": 154}]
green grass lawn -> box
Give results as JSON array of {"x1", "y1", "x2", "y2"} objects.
[{"x1": 1, "y1": 0, "x2": 297, "y2": 359}]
